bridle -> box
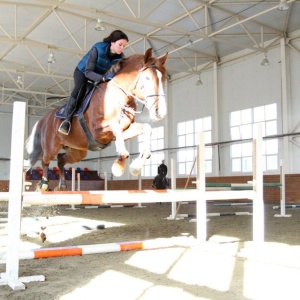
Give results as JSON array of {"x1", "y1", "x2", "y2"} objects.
[{"x1": 112, "y1": 65, "x2": 165, "y2": 114}]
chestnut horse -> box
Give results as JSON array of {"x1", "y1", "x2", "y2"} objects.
[{"x1": 26, "y1": 48, "x2": 168, "y2": 191}]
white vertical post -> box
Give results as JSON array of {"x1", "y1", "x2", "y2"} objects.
[
  {"x1": 5, "y1": 102, "x2": 26, "y2": 289},
  {"x1": 280, "y1": 37, "x2": 290, "y2": 173},
  {"x1": 274, "y1": 160, "x2": 291, "y2": 217},
  {"x1": 213, "y1": 61, "x2": 220, "y2": 176},
  {"x1": 72, "y1": 168, "x2": 75, "y2": 191},
  {"x1": 104, "y1": 171, "x2": 107, "y2": 190},
  {"x1": 280, "y1": 160, "x2": 285, "y2": 216},
  {"x1": 0, "y1": 102, "x2": 45, "y2": 290},
  {"x1": 169, "y1": 159, "x2": 176, "y2": 219},
  {"x1": 77, "y1": 172, "x2": 80, "y2": 191},
  {"x1": 136, "y1": 174, "x2": 145, "y2": 208},
  {"x1": 252, "y1": 126, "x2": 264, "y2": 243},
  {"x1": 197, "y1": 132, "x2": 207, "y2": 242},
  {"x1": 69, "y1": 167, "x2": 76, "y2": 210}
]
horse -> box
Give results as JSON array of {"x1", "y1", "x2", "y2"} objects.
[{"x1": 25, "y1": 48, "x2": 168, "y2": 191}]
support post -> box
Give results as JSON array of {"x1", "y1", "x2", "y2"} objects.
[
  {"x1": 171, "y1": 159, "x2": 177, "y2": 219},
  {"x1": 0, "y1": 102, "x2": 45, "y2": 290},
  {"x1": 104, "y1": 171, "x2": 107, "y2": 190},
  {"x1": 197, "y1": 132, "x2": 207, "y2": 242},
  {"x1": 252, "y1": 126, "x2": 264, "y2": 243},
  {"x1": 135, "y1": 173, "x2": 145, "y2": 208},
  {"x1": 274, "y1": 160, "x2": 291, "y2": 217}
]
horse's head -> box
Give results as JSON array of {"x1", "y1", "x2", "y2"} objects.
[
  {"x1": 137, "y1": 48, "x2": 168, "y2": 121},
  {"x1": 109, "y1": 48, "x2": 168, "y2": 121}
]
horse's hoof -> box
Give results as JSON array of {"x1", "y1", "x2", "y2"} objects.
[
  {"x1": 112, "y1": 159, "x2": 126, "y2": 177},
  {"x1": 129, "y1": 158, "x2": 143, "y2": 176},
  {"x1": 129, "y1": 166, "x2": 141, "y2": 176},
  {"x1": 36, "y1": 180, "x2": 48, "y2": 192}
]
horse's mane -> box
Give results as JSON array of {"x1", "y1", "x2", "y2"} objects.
[{"x1": 107, "y1": 53, "x2": 167, "y2": 81}]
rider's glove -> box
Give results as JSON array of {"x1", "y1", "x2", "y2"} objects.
[
  {"x1": 103, "y1": 73, "x2": 115, "y2": 82},
  {"x1": 93, "y1": 81, "x2": 100, "y2": 87}
]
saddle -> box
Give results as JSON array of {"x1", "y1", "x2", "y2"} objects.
[
  {"x1": 55, "y1": 82, "x2": 111, "y2": 151},
  {"x1": 55, "y1": 82, "x2": 94, "y2": 119}
]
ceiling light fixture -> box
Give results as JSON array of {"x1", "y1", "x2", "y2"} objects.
[
  {"x1": 261, "y1": 53, "x2": 270, "y2": 66},
  {"x1": 196, "y1": 74, "x2": 203, "y2": 85},
  {"x1": 95, "y1": 18, "x2": 106, "y2": 31},
  {"x1": 278, "y1": 0, "x2": 289, "y2": 11},
  {"x1": 16, "y1": 75, "x2": 23, "y2": 85},
  {"x1": 48, "y1": 49, "x2": 55, "y2": 64}
]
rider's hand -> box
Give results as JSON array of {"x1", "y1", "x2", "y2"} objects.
[
  {"x1": 103, "y1": 73, "x2": 115, "y2": 82},
  {"x1": 93, "y1": 81, "x2": 100, "y2": 87}
]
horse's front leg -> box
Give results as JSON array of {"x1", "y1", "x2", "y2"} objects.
[
  {"x1": 122, "y1": 122, "x2": 152, "y2": 176},
  {"x1": 110, "y1": 121, "x2": 130, "y2": 177},
  {"x1": 110, "y1": 121, "x2": 129, "y2": 158}
]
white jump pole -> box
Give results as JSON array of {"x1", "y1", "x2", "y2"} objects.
[{"x1": 0, "y1": 102, "x2": 45, "y2": 290}]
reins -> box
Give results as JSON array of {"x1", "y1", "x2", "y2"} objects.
[{"x1": 95, "y1": 64, "x2": 165, "y2": 115}]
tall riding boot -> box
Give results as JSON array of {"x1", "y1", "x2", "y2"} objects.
[{"x1": 58, "y1": 96, "x2": 78, "y2": 135}]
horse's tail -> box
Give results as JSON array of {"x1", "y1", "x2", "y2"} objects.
[{"x1": 25, "y1": 121, "x2": 42, "y2": 167}]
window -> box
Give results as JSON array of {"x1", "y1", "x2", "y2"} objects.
[
  {"x1": 230, "y1": 103, "x2": 278, "y2": 172},
  {"x1": 139, "y1": 126, "x2": 164, "y2": 177},
  {"x1": 177, "y1": 117, "x2": 212, "y2": 175}
]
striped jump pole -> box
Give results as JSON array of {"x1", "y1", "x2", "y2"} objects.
[
  {"x1": 73, "y1": 204, "x2": 136, "y2": 209},
  {"x1": 273, "y1": 204, "x2": 300, "y2": 209},
  {"x1": 0, "y1": 237, "x2": 189, "y2": 261},
  {"x1": 177, "y1": 212, "x2": 252, "y2": 218},
  {"x1": 214, "y1": 203, "x2": 253, "y2": 206}
]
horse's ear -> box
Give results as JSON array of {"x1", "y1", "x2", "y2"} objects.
[
  {"x1": 159, "y1": 52, "x2": 168, "y2": 65},
  {"x1": 144, "y1": 48, "x2": 153, "y2": 63}
]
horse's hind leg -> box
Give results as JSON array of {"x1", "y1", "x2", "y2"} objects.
[
  {"x1": 56, "y1": 153, "x2": 67, "y2": 190},
  {"x1": 56, "y1": 148, "x2": 87, "y2": 191},
  {"x1": 36, "y1": 163, "x2": 50, "y2": 191}
]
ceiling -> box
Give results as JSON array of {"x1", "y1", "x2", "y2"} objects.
[{"x1": 0, "y1": 0, "x2": 300, "y2": 116}]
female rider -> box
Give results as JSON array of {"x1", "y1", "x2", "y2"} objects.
[{"x1": 58, "y1": 29, "x2": 129, "y2": 135}]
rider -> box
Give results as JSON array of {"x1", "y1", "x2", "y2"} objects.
[{"x1": 58, "y1": 29, "x2": 129, "y2": 135}]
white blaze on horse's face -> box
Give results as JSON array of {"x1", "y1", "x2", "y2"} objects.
[{"x1": 141, "y1": 67, "x2": 167, "y2": 121}]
